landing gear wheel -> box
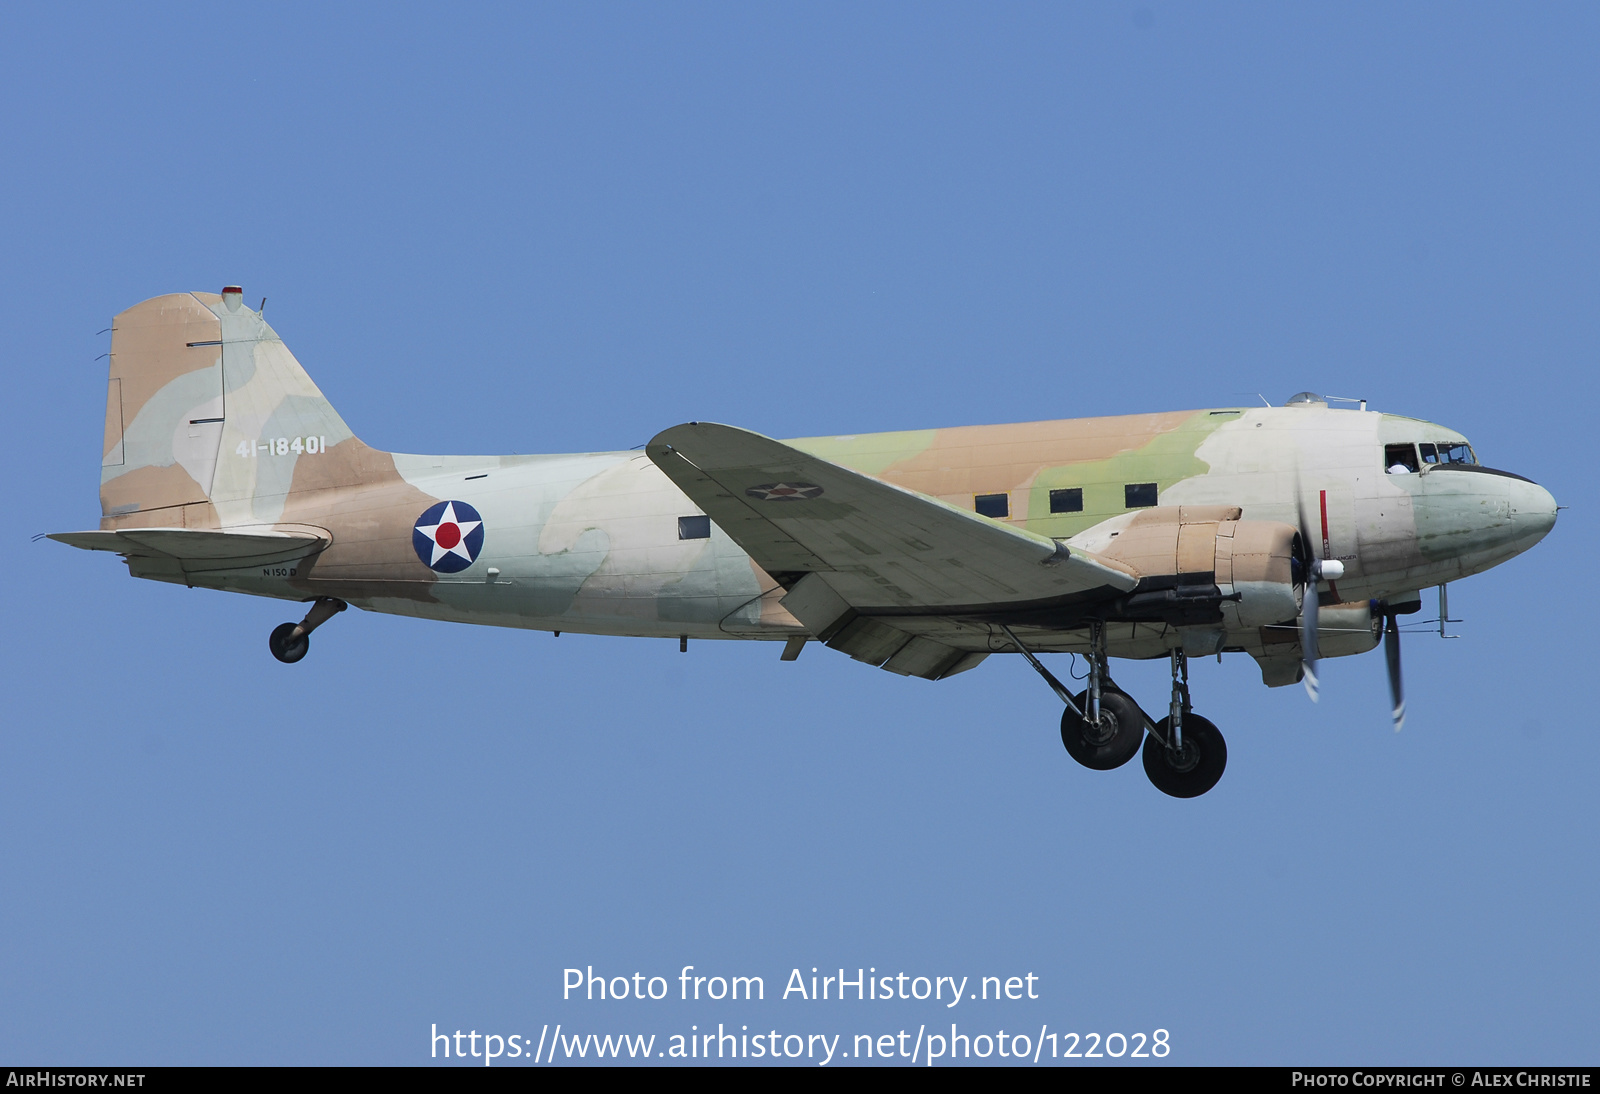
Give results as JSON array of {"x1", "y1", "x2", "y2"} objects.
[
  {"x1": 1142, "y1": 714, "x2": 1226, "y2": 798},
  {"x1": 269, "y1": 622, "x2": 309, "y2": 664},
  {"x1": 1060, "y1": 690, "x2": 1145, "y2": 770}
]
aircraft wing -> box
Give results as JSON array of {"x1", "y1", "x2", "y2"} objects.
[{"x1": 647, "y1": 423, "x2": 1136, "y2": 676}]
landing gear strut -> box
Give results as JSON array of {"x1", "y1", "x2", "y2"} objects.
[
  {"x1": 1002, "y1": 623, "x2": 1145, "y2": 771},
  {"x1": 1005, "y1": 625, "x2": 1228, "y2": 797},
  {"x1": 269, "y1": 597, "x2": 346, "y2": 664},
  {"x1": 1143, "y1": 649, "x2": 1227, "y2": 798}
]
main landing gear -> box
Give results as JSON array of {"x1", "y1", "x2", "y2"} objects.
[
  {"x1": 1142, "y1": 649, "x2": 1227, "y2": 799},
  {"x1": 1055, "y1": 621, "x2": 1143, "y2": 770},
  {"x1": 1001, "y1": 625, "x2": 1227, "y2": 798},
  {"x1": 268, "y1": 597, "x2": 347, "y2": 663}
]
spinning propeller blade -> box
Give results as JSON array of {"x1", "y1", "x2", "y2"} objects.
[
  {"x1": 1293, "y1": 470, "x2": 1344, "y2": 702},
  {"x1": 1293, "y1": 467, "x2": 1321, "y2": 701},
  {"x1": 1384, "y1": 610, "x2": 1405, "y2": 732},
  {"x1": 1302, "y1": 575, "x2": 1320, "y2": 701},
  {"x1": 1300, "y1": 557, "x2": 1343, "y2": 702},
  {"x1": 1295, "y1": 460, "x2": 1413, "y2": 730}
]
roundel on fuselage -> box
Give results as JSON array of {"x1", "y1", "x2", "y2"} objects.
[{"x1": 413, "y1": 500, "x2": 485, "y2": 573}]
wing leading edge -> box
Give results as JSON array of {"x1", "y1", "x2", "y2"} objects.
[{"x1": 646, "y1": 422, "x2": 1137, "y2": 679}]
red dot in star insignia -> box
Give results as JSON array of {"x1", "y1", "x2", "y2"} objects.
[{"x1": 435, "y1": 523, "x2": 461, "y2": 549}]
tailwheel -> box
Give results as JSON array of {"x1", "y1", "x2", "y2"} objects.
[
  {"x1": 266, "y1": 597, "x2": 347, "y2": 664},
  {"x1": 1142, "y1": 714, "x2": 1226, "y2": 798},
  {"x1": 269, "y1": 621, "x2": 310, "y2": 664},
  {"x1": 1060, "y1": 690, "x2": 1145, "y2": 770}
]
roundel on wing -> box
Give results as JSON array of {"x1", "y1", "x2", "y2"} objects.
[
  {"x1": 412, "y1": 500, "x2": 485, "y2": 573},
  {"x1": 745, "y1": 482, "x2": 824, "y2": 501}
]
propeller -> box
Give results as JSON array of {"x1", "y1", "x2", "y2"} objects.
[
  {"x1": 1293, "y1": 463, "x2": 1402, "y2": 729},
  {"x1": 1383, "y1": 606, "x2": 1405, "y2": 731},
  {"x1": 1300, "y1": 556, "x2": 1343, "y2": 702},
  {"x1": 1292, "y1": 464, "x2": 1325, "y2": 701}
]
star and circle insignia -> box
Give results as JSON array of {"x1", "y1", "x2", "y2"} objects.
[
  {"x1": 412, "y1": 500, "x2": 486, "y2": 573},
  {"x1": 744, "y1": 482, "x2": 824, "y2": 501}
]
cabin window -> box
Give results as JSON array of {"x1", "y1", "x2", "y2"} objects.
[
  {"x1": 1419, "y1": 443, "x2": 1438, "y2": 464},
  {"x1": 975, "y1": 493, "x2": 1009, "y2": 518},
  {"x1": 678, "y1": 515, "x2": 711, "y2": 540},
  {"x1": 1049, "y1": 487, "x2": 1084, "y2": 514},
  {"x1": 1438, "y1": 443, "x2": 1476, "y2": 465},
  {"x1": 1385, "y1": 444, "x2": 1420, "y2": 474},
  {"x1": 1124, "y1": 483, "x2": 1158, "y2": 508}
]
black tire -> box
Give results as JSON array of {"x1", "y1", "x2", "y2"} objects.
[
  {"x1": 1143, "y1": 713, "x2": 1226, "y2": 798},
  {"x1": 269, "y1": 622, "x2": 309, "y2": 664},
  {"x1": 1060, "y1": 689, "x2": 1145, "y2": 770}
]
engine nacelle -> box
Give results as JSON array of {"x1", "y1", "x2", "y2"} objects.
[
  {"x1": 1218, "y1": 519, "x2": 1304, "y2": 629},
  {"x1": 1086, "y1": 506, "x2": 1302, "y2": 628},
  {"x1": 1313, "y1": 602, "x2": 1382, "y2": 658}
]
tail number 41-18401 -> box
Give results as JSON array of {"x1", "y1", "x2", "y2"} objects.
[{"x1": 236, "y1": 436, "x2": 328, "y2": 458}]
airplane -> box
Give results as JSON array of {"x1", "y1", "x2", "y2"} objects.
[{"x1": 51, "y1": 287, "x2": 1559, "y2": 798}]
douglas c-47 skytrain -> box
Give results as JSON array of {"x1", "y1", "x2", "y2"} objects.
[{"x1": 54, "y1": 288, "x2": 1559, "y2": 797}]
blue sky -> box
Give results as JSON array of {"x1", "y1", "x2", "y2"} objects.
[{"x1": 2, "y1": 2, "x2": 1594, "y2": 1065}]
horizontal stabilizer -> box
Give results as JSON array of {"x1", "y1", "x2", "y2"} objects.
[{"x1": 49, "y1": 526, "x2": 328, "y2": 564}]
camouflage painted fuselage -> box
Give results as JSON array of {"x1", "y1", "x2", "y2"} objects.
[{"x1": 78, "y1": 292, "x2": 1558, "y2": 681}]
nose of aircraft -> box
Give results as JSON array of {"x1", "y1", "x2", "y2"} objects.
[{"x1": 1509, "y1": 474, "x2": 1559, "y2": 547}]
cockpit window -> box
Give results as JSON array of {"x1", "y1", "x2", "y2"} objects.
[
  {"x1": 1388, "y1": 441, "x2": 1477, "y2": 473},
  {"x1": 1385, "y1": 443, "x2": 1419, "y2": 474}
]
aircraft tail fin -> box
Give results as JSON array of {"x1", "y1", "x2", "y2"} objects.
[{"x1": 99, "y1": 288, "x2": 372, "y2": 530}]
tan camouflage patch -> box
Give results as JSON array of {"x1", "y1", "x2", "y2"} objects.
[
  {"x1": 284, "y1": 440, "x2": 444, "y2": 597},
  {"x1": 107, "y1": 293, "x2": 221, "y2": 429},
  {"x1": 100, "y1": 463, "x2": 218, "y2": 524}
]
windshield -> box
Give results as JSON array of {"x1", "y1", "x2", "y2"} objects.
[
  {"x1": 1420, "y1": 442, "x2": 1476, "y2": 466},
  {"x1": 1385, "y1": 441, "x2": 1476, "y2": 474}
]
